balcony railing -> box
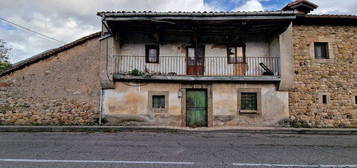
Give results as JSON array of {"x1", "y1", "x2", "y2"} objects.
[{"x1": 113, "y1": 55, "x2": 280, "y2": 77}]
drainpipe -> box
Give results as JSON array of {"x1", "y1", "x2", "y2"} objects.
[{"x1": 99, "y1": 89, "x2": 103, "y2": 125}]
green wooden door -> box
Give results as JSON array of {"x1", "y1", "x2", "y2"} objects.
[{"x1": 186, "y1": 90, "x2": 208, "y2": 127}]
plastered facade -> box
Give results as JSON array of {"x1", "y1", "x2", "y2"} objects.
[{"x1": 102, "y1": 82, "x2": 289, "y2": 127}]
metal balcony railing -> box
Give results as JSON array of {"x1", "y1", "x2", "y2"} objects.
[{"x1": 113, "y1": 55, "x2": 280, "y2": 76}]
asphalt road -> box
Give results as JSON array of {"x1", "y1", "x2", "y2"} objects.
[{"x1": 0, "y1": 132, "x2": 356, "y2": 168}]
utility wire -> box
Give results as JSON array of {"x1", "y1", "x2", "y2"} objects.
[{"x1": 0, "y1": 17, "x2": 66, "y2": 44}]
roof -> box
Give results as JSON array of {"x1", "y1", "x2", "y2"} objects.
[
  {"x1": 282, "y1": 0, "x2": 318, "y2": 14},
  {"x1": 305, "y1": 14, "x2": 357, "y2": 19},
  {"x1": 283, "y1": 0, "x2": 318, "y2": 9},
  {"x1": 97, "y1": 10, "x2": 297, "y2": 18},
  {"x1": 0, "y1": 32, "x2": 101, "y2": 77},
  {"x1": 294, "y1": 14, "x2": 357, "y2": 26}
]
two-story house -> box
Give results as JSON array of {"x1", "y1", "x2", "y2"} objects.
[{"x1": 0, "y1": 0, "x2": 356, "y2": 127}]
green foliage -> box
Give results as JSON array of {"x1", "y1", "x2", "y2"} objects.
[
  {"x1": 278, "y1": 118, "x2": 311, "y2": 128},
  {"x1": 0, "y1": 39, "x2": 11, "y2": 73},
  {"x1": 128, "y1": 68, "x2": 145, "y2": 76},
  {"x1": 0, "y1": 61, "x2": 11, "y2": 73}
]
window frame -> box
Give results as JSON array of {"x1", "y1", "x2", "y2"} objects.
[
  {"x1": 240, "y1": 92, "x2": 258, "y2": 111},
  {"x1": 152, "y1": 95, "x2": 166, "y2": 109},
  {"x1": 237, "y1": 88, "x2": 261, "y2": 114},
  {"x1": 322, "y1": 95, "x2": 328, "y2": 104},
  {"x1": 318, "y1": 93, "x2": 330, "y2": 105},
  {"x1": 148, "y1": 91, "x2": 169, "y2": 113},
  {"x1": 314, "y1": 42, "x2": 329, "y2": 59},
  {"x1": 227, "y1": 44, "x2": 246, "y2": 64},
  {"x1": 145, "y1": 45, "x2": 160, "y2": 63}
]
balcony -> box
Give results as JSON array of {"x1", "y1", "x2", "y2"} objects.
[{"x1": 114, "y1": 55, "x2": 279, "y2": 77}]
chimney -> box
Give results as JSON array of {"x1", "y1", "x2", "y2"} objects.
[{"x1": 282, "y1": 0, "x2": 318, "y2": 15}]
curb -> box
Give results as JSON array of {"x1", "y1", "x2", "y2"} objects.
[{"x1": 0, "y1": 126, "x2": 357, "y2": 135}]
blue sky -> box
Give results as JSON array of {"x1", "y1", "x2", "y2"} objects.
[
  {"x1": 204, "y1": 0, "x2": 292, "y2": 11},
  {"x1": 0, "y1": 21, "x2": 15, "y2": 31}
]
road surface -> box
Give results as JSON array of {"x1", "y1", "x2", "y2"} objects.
[{"x1": 0, "y1": 132, "x2": 356, "y2": 168}]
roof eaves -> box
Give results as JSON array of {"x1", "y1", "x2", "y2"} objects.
[
  {"x1": 97, "y1": 10, "x2": 297, "y2": 18},
  {"x1": 305, "y1": 14, "x2": 357, "y2": 19}
]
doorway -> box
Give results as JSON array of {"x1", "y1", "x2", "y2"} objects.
[
  {"x1": 186, "y1": 46, "x2": 205, "y2": 75},
  {"x1": 186, "y1": 89, "x2": 208, "y2": 127}
]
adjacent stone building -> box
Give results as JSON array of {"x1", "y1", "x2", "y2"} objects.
[
  {"x1": 0, "y1": 0, "x2": 356, "y2": 127},
  {"x1": 0, "y1": 33, "x2": 101, "y2": 125}
]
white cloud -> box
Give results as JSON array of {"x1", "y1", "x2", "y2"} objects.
[
  {"x1": 0, "y1": 0, "x2": 356, "y2": 63},
  {"x1": 0, "y1": 0, "x2": 208, "y2": 63},
  {"x1": 310, "y1": 0, "x2": 357, "y2": 15},
  {"x1": 234, "y1": 0, "x2": 264, "y2": 11}
]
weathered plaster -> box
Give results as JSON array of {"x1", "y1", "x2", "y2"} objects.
[
  {"x1": 102, "y1": 82, "x2": 182, "y2": 126},
  {"x1": 212, "y1": 83, "x2": 289, "y2": 127},
  {"x1": 103, "y1": 82, "x2": 288, "y2": 127},
  {"x1": 279, "y1": 22, "x2": 294, "y2": 91},
  {"x1": 115, "y1": 38, "x2": 278, "y2": 76}
]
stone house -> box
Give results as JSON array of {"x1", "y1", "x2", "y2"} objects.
[{"x1": 0, "y1": 0, "x2": 356, "y2": 127}]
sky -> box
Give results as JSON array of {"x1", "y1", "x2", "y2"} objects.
[{"x1": 0, "y1": 0, "x2": 356, "y2": 63}]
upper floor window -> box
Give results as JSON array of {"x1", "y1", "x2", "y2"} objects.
[
  {"x1": 314, "y1": 42, "x2": 329, "y2": 59},
  {"x1": 145, "y1": 45, "x2": 159, "y2": 63},
  {"x1": 227, "y1": 45, "x2": 245, "y2": 64}
]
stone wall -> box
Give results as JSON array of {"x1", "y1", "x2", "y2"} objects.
[
  {"x1": 290, "y1": 25, "x2": 357, "y2": 127},
  {"x1": 0, "y1": 37, "x2": 101, "y2": 125}
]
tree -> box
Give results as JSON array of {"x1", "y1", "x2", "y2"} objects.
[{"x1": 0, "y1": 39, "x2": 11, "y2": 73}]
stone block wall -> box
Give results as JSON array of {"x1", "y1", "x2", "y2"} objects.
[
  {"x1": 290, "y1": 25, "x2": 357, "y2": 127},
  {"x1": 0, "y1": 36, "x2": 101, "y2": 125}
]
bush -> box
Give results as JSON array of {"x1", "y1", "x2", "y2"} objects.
[
  {"x1": 0, "y1": 62, "x2": 11, "y2": 73},
  {"x1": 128, "y1": 69, "x2": 144, "y2": 76},
  {"x1": 278, "y1": 118, "x2": 310, "y2": 128}
]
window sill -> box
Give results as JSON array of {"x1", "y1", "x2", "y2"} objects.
[
  {"x1": 152, "y1": 108, "x2": 168, "y2": 113},
  {"x1": 239, "y1": 110, "x2": 258, "y2": 114},
  {"x1": 313, "y1": 59, "x2": 334, "y2": 64}
]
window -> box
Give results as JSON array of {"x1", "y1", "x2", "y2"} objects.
[
  {"x1": 145, "y1": 45, "x2": 159, "y2": 63},
  {"x1": 152, "y1": 95, "x2": 165, "y2": 109},
  {"x1": 148, "y1": 91, "x2": 169, "y2": 112},
  {"x1": 241, "y1": 93, "x2": 257, "y2": 110},
  {"x1": 187, "y1": 47, "x2": 195, "y2": 66},
  {"x1": 354, "y1": 96, "x2": 357, "y2": 105},
  {"x1": 322, "y1": 95, "x2": 328, "y2": 104},
  {"x1": 238, "y1": 88, "x2": 261, "y2": 114},
  {"x1": 314, "y1": 42, "x2": 329, "y2": 59},
  {"x1": 227, "y1": 46, "x2": 245, "y2": 64}
]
